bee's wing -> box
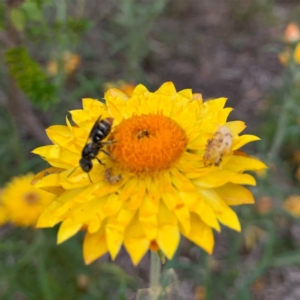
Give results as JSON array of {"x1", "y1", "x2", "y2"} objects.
[{"x1": 84, "y1": 115, "x2": 102, "y2": 146}]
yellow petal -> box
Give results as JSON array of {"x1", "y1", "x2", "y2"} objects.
[
  {"x1": 34, "y1": 172, "x2": 61, "y2": 188},
  {"x1": 139, "y1": 194, "x2": 159, "y2": 240},
  {"x1": 106, "y1": 223, "x2": 123, "y2": 260},
  {"x1": 223, "y1": 156, "x2": 267, "y2": 173},
  {"x1": 232, "y1": 135, "x2": 261, "y2": 150},
  {"x1": 139, "y1": 216, "x2": 157, "y2": 240},
  {"x1": 32, "y1": 145, "x2": 78, "y2": 169},
  {"x1": 178, "y1": 89, "x2": 193, "y2": 100},
  {"x1": 124, "y1": 180, "x2": 146, "y2": 210},
  {"x1": 118, "y1": 178, "x2": 138, "y2": 202},
  {"x1": 108, "y1": 209, "x2": 135, "y2": 232},
  {"x1": 46, "y1": 124, "x2": 71, "y2": 139},
  {"x1": 82, "y1": 98, "x2": 104, "y2": 110},
  {"x1": 225, "y1": 121, "x2": 246, "y2": 135},
  {"x1": 106, "y1": 97, "x2": 128, "y2": 123},
  {"x1": 192, "y1": 93, "x2": 203, "y2": 102},
  {"x1": 32, "y1": 167, "x2": 64, "y2": 181},
  {"x1": 183, "y1": 213, "x2": 214, "y2": 254},
  {"x1": 170, "y1": 168, "x2": 198, "y2": 192},
  {"x1": 124, "y1": 213, "x2": 150, "y2": 265},
  {"x1": 156, "y1": 203, "x2": 180, "y2": 259},
  {"x1": 132, "y1": 84, "x2": 149, "y2": 96},
  {"x1": 199, "y1": 189, "x2": 241, "y2": 232},
  {"x1": 31, "y1": 168, "x2": 65, "y2": 195},
  {"x1": 104, "y1": 88, "x2": 129, "y2": 101},
  {"x1": 194, "y1": 170, "x2": 256, "y2": 187},
  {"x1": 202, "y1": 98, "x2": 227, "y2": 113},
  {"x1": 36, "y1": 200, "x2": 62, "y2": 228},
  {"x1": 71, "y1": 197, "x2": 106, "y2": 224},
  {"x1": 294, "y1": 43, "x2": 300, "y2": 63},
  {"x1": 101, "y1": 193, "x2": 123, "y2": 217},
  {"x1": 83, "y1": 226, "x2": 108, "y2": 264},
  {"x1": 192, "y1": 200, "x2": 221, "y2": 232},
  {"x1": 69, "y1": 109, "x2": 91, "y2": 127},
  {"x1": 217, "y1": 107, "x2": 233, "y2": 124},
  {"x1": 162, "y1": 192, "x2": 183, "y2": 211},
  {"x1": 87, "y1": 216, "x2": 102, "y2": 233},
  {"x1": 139, "y1": 193, "x2": 160, "y2": 218},
  {"x1": 174, "y1": 205, "x2": 190, "y2": 235},
  {"x1": 155, "y1": 81, "x2": 176, "y2": 96},
  {"x1": 157, "y1": 225, "x2": 180, "y2": 259},
  {"x1": 57, "y1": 218, "x2": 82, "y2": 244},
  {"x1": 215, "y1": 183, "x2": 255, "y2": 205}
]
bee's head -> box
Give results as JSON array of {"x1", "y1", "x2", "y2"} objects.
[{"x1": 79, "y1": 158, "x2": 92, "y2": 172}]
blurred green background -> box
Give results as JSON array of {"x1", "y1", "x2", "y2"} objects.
[{"x1": 2, "y1": 0, "x2": 300, "y2": 299}]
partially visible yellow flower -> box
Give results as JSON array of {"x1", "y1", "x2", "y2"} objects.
[
  {"x1": 293, "y1": 149, "x2": 300, "y2": 163},
  {"x1": 294, "y1": 43, "x2": 300, "y2": 63},
  {"x1": 251, "y1": 277, "x2": 266, "y2": 294},
  {"x1": 278, "y1": 48, "x2": 290, "y2": 66},
  {"x1": 103, "y1": 80, "x2": 135, "y2": 97},
  {"x1": 0, "y1": 190, "x2": 8, "y2": 226},
  {"x1": 1, "y1": 173, "x2": 55, "y2": 227},
  {"x1": 32, "y1": 82, "x2": 267, "y2": 265},
  {"x1": 283, "y1": 195, "x2": 300, "y2": 217},
  {"x1": 278, "y1": 42, "x2": 300, "y2": 66},
  {"x1": 76, "y1": 274, "x2": 90, "y2": 290},
  {"x1": 47, "y1": 51, "x2": 81, "y2": 76},
  {"x1": 295, "y1": 166, "x2": 300, "y2": 182},
  {"x1": 0, "y1": 207, "x2": 8, "y2": 226},
  {"x1": 254, "y1": 196, "x2": 273, "y2": 214},
  {"x1": 194, "y1": 286, "x2": 206, "y2": 300},
  {"x1": 284, "y1": 22, "x2": 300, "y2": 43},
  {"x1": 244, "y1": 225, "x2": 267, "y2": 250}
]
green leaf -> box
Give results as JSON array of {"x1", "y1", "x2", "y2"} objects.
[
  {"x1": 22, "y1": 1, "x2": 42, "y2": 22},
  {"x1": 10, "y1": 8, "x2": 25, "y2": 31},
  {"x1": 5, "y1": 47, "x2": 57, "y2": 110}
]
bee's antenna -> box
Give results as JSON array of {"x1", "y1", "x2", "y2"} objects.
[
  {"x1": 87, "y1": 172, "x2": 93, "y2": 183},
  {"x1": 67, "y1": 166, "x2": 79, "y2": 178}
]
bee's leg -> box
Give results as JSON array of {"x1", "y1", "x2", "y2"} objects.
[
  {"x1": 101, "y1": 140, "x2": 118, "y2": 145},
  {"x1": 101, "y1": 149, "x2": 115, "y2": 159},
  {"x1": 95, "y1": 157, "x2": 105, "y2": 165}
]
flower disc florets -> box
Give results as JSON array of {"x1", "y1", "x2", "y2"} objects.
[
  {"x1": 110, "y1": 114, "x2": 188, "y2": 174},
  {"x1": 32, "y1": 82, "x2": 267, "y2": 265}
]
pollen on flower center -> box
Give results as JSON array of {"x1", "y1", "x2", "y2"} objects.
[
  {"x1": 109, "y1": 114, "x2": 188, "y2": 173},
  {"x1": 23, "y1": 192, "x2": 39, "y2": 204}
]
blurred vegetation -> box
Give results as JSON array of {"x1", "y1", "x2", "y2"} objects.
[{"x1": 2, "y1": 0, "x2": 300, "y2": 299}]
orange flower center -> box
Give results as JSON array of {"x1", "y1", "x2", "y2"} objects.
[
  {"x1": 109, "y1": 114, "x2": 188, "y2": 174},
  {"x1": 23, "y1": 192, "x2": 39, "y2": 204}
]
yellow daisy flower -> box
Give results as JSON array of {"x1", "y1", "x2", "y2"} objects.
[
  {"x1": 1, "y1": 173, "x2": 55, "y2": 227},
  {"x1": 47, "y1": 51, "x2": 81, "y2": 77},
  {"x1": 104, "y1": 80, "x2": 135, "y2": 97},
  {"x1": 32, "y1": 82, "x2": 266, "y2": 265},
  {"x1": 283, "y1": 195, "x2": 300, "y2": 217},
  {"x1": 0, "y1": 190, "x2": 9, "y2": 226},
  {"x1": 278, "y1": 43, "x2": 300, "y2": 66},
  {"x1": 284, "y1": 22, "x2": 300, "y2": 43}
]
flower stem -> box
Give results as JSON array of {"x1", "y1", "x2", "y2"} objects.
[
  {"x1": 36, "y1": 231, "x2": 53, "y2": 300},
  {"x1": 268, "y1": 96, "x2": 291, "y2": 161},
  {"x1": 150, "y1": 251, "x2": 161, "y2": 299},
  {"x1": 269, "y1": 64, "x2": 295, "y2": 162}
]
